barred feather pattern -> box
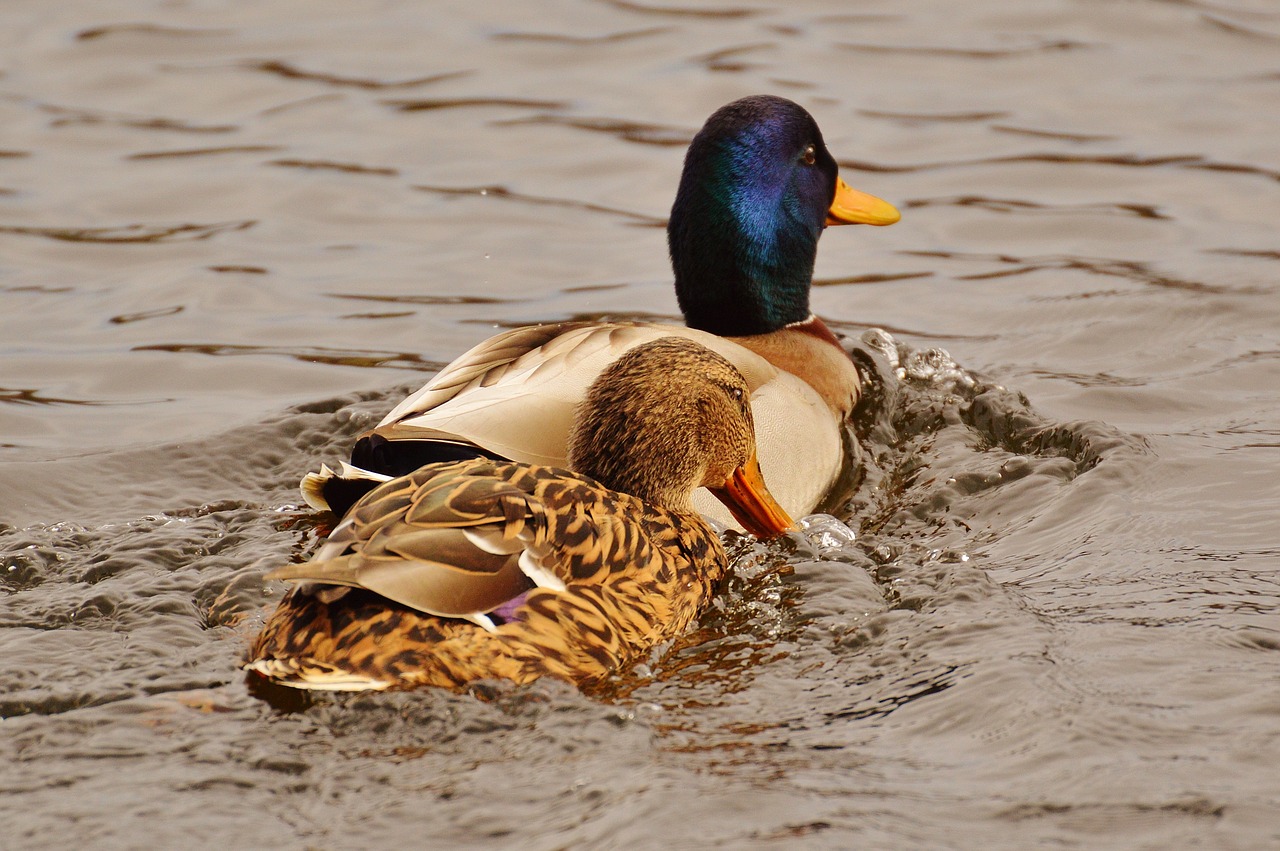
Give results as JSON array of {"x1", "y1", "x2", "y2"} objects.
[{"x1": 246, "y1": 458, "x2": 727, "y2": 690}]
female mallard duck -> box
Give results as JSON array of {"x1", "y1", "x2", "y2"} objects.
[
  {"x1": 309, "y1": 94, "x2": 899, "y2": 526},
  {"x1": 247, "y1": 338, "x2": 793, "y2": 691}
]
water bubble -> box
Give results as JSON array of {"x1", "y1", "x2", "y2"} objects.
[
  {"x1": 861, "y1": 327, "x2": 899, "y2": 369},
  {"x1": 897, "y1": 345, "x2": 978, "y2": 390},
  {"x1": 797, "y1": 513, "x2": 858, "y2": 551}
]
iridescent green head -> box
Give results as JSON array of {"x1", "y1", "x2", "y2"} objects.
[{"x1": 667, "y1": 95, "x2": 898, "y2": 337}]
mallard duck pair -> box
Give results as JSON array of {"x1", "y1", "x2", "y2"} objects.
[
  {"x1": 247, "y1": 338, "x2": 792, "y2": 689},
  {"x1": 307, "y1": 94, "x2": 899, "y2": 526},
  {"x1": 245, "y1": 95, "x2": 898, "y2": 690}
]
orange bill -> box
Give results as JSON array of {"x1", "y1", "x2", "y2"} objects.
[
  {"x1": 708, "y1": 453, "x2": 795, "y2": 538},
  {"x1": 826, "y1": 175, "x2": 901, "y2": 226}
]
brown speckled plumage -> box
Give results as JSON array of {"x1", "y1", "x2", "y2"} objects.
[
  {"x1": 248, "y1": 460, "x2": 724, "y2": 689},
  {"x1": 245, "y1": 338, "x2": 791, "y2": 691}
]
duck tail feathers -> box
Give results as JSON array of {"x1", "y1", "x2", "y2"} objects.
[{"x1": 300, "y1": 463, "x2": 393, "y2": 513}]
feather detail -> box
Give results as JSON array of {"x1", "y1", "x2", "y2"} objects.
[
  {"x1": 249, "y1": 452, "x2": 730, "y2": 691},
  {"x1": 517, "y1": 549, "x2": 568, "y2": 593}
]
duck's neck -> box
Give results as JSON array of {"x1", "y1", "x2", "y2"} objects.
[
  {"x1": 782, "y1": 313, "x2": 844, "y2": 347},
  {"x1": 728, "y1": 315, "x2": 861, "y2": 417},
  {"x1": 578, "y1": 452, "x2": 697, "y2": 514}
]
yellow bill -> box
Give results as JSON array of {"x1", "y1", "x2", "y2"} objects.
[{"x1": 826, "y1": 176, "x2": 900, "y2": 226}]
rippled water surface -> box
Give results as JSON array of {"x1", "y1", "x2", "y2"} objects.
[{"x1": 3, "y1": 1, "x2": 1279, "y2": 847}]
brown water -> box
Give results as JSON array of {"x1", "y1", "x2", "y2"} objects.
[{"x1": 2, "y1": 0, "x2": 1279, "y2": 847}]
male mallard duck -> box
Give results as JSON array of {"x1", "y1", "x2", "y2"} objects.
[
  {"x1": 308, "y1": 95, "x2": 899, "y2": 526},
  {"x1": 247, "y1": 338, "x2": 793, "y2": 691}
]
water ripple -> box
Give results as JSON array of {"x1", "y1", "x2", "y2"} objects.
[
  {"x1": 838, "y1": 38, "x2": 1090, "y2": 58},
  {"x1": 414, "y1": 183, "x2": 666, "y2": 225},
  {"x1": 386, "y1": 96, "x2": 568, "y2": 113},
  {"x1": 243, "y1": 61, "x2": 470, "y2": 90},
  {"x1": 326, "y1": 291, "x2": 515, "y2": 306},
  {"x1": 207, "y1": 265, "x2": 268, "y2": 274},
  {"x1": 491, "y1": 26, "x2": 672, "y2": 44},
  {"x1": 990, "y1": 125, "x2": 1117, "y2": 143},
  {"x1": 902, "y1": 249, "x2": 1244, "y2": 293},
  {"x1": 691, "y1": 42, "x2": 774, "y2": 72},
  {"x1": 267, "y1": 158, "x2": 398, "y2": 176},
  {"x1": 1023, "y1": 369, "x2": 1147, "y2": 389},
  {"x1": 1201, "y1": 13, "x2": 1280, "y2": 39},
  {"x1": 110, "y1": 306, "x2": 184, "y2": 325},
  {"x1": 813, "y1": 271, "x2": 934, "y2": 287},
  {"x1": 0, "y1": 389, "x2": 114, "y2": 407},
  {"x1": 839, "y1": 153, "x2": 1280, "y2": 184},
  {"x1": 860, "y1": 108, "x2": 1009, "y2": 123},
  {"x1": 41, "y1": 104, "x2": 238, "y2": 134},
  {"x1": 75, "y1": 24, "x2": 233, "y2": 40},
  {"x1": 1205, "y1": 248, "x2": 1280, "y2": 261},
  {"x1": 127, "y1": 145, "x2": 282, "y2": 160},
  {"x1": 597, "y1": 0, "x2": 761, "y2": 19},
  {"x1": 824, "y1": 665, "x2": 961, "y2": 722},
  {"x1": 493, "y1": 113, "x2": 691, "y2": 146},
  {"x1": 906, "y1": 195, "x2": 1168, "y2": 219},
  {"x1": 132, "y1": 343, "x2": 448, "y2": 372},
  {"x1": 0, "y1": 221, "x2": 254, "y2": 244}
]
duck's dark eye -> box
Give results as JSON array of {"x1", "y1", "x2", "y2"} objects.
[{"x1": 801, "y1": 145, "x2": 817, "y2": 166}]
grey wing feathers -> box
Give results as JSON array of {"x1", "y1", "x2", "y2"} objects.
[
  {"x1": 379, "y1": 322, "x2": 596, "y2": 426},
  {"x1": 267, "y1": 461, "x2": 570, "y2": 622}
]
